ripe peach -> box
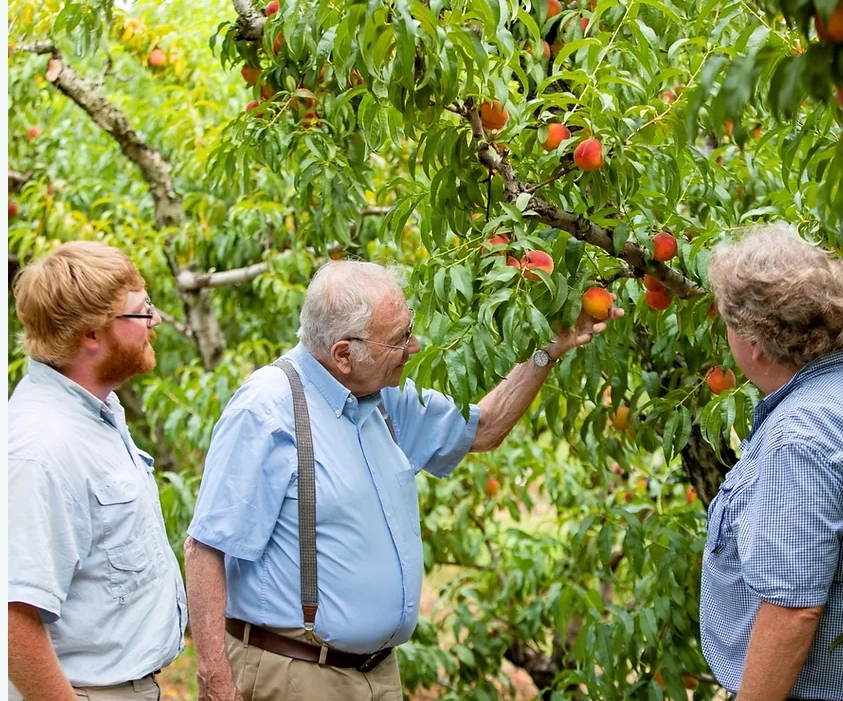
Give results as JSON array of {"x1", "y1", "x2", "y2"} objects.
[
  {"x1": 480, "y1": 100, "x2": 509, "y2": 131},
  {"x1": 506, "y1": 255, "x2": 521, "y2": 269},
  {"x1": 520, "y1": 250, "x2": 554, "y2": 281},
  {"x1": 611, "y1": 406, "x2": 630, "y2": 430},
  {"x1": 265, "y1": 0, "x2": 280, "y2": 16},
  {"x1": 573, "y1": 138, "x2": 603, "y2": 171},
  {"x1": 706, "y1": 366, "x2": 736, "y2": 394},
  {"x1": 245, "y1": 99, "x2": 262, "y2": 115},
  {"x1": 815, "y1": 6, "x2": 843, "y2": 42},
  {"x1": 542, "y1": 40, "x2": 551, "y2": 59},
  {"x1": 273, "y1": 33, "x2": 285, "y2": 55},
  {"x1": 349, "y1": 68, "x2": 364, "y2": 87},
  {"x1": 260, "y1": 82, "x2": 277, "y2": 100},
  {"x1": 644, "y1": 289, "x2": 672, "y2": 311},
  {"x1": 686, "y1": 485, "x2": 697, "y2": 504},
  {"x1": 26, "y1": 126, "x2": 40, "y2": 140},
  {"x1": 581, "y1": 287, "x2": 613, "y2": 320},
  {"x1": 541, "y1": 123, "x2": 571, "y2": 151},
  {"x1": 148, "y1": 48, "x2": 167, "y2": 68},
  {"x1": 652, "y1": 231, "x2": 677, "y2": 262},
  {"x1": 484, "y1": 233, "x2": 510, "y2": 248},
  {"x1": 486, "y1": 476, "x2": 501, "y2": 497},
  {"x1": 547, "y1": 0, "x2": 563, "y2": 18},
  {"x1": 581, "y1": 16, "x2": 590, "y2": 32},
  {"x1": 642, "y1": 274, "x2": 665, "y2": 293},
  {"x1": 241, "y1": 66, "x2": 262, "y2": 85},
  {"x1": 9, "y1": 201, "x2": 19, "y2": 218}
]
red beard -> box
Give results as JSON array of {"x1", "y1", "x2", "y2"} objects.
[{"x1": 95, "y1": 327, "x2": 157, "y2": 387}]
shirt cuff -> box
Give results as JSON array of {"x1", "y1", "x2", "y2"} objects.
[{"x1": 8, "y1": 583, "x2": 62, "y2": 624}]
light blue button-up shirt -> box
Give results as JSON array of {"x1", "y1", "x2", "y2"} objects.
[
  {"x1": 7, "y1": 360, "x2": 187, "y2": 688},
  {"x1": 188, "y1": 343, "x2": 480, "y2": 654},
  {"x1": 701, "y1": 350, "x2": 843, "y2": 698}
]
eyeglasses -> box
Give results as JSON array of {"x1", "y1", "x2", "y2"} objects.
[
  {"x1": 347, "y1": 310, "x2": 415, "y2": 352},
  {"x1": 116, "y1": 298, "x2": 156, "y2": 328}
]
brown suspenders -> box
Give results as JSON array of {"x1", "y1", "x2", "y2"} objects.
[{"x1": 272, "y1": 358, "x2": 398, "y2": 633}]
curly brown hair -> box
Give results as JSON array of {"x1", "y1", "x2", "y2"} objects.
[{"x1": 707, "y1": 226, "x2": 843, "y2": 368}]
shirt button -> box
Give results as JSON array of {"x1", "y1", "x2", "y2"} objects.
[
  {"x1": 387, "y1": 512, "x2": 391, "y2": 518},
  {"x1": 346, "y1": 397, "x2": 352, "y2": 403},
  {"x1": 335, "y1": 410, "x2": 341, "y2": 416}
]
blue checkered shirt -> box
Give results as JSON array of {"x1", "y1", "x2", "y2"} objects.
[{"x1": 700, "y1": 350, "x2": 843, "y2": 699}]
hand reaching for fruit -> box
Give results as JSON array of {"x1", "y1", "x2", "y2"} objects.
[{"x1": 547, "y1": 291, "x2": 624, "y2": 358}]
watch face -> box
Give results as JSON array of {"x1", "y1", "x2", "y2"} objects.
[{"x1": 533, "y1": 349, "x2": 551, "y2": 367}]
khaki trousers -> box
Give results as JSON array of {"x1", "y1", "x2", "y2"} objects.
[
  {"x1": 226, "y1": 627, "x2": 402, "y2": 701},
  {"x1": 9, "y1": 676, "x2": 159, "y2": 701}
]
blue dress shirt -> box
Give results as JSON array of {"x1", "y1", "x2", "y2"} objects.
[
  {"x1": 701, "y1": 350, "x2": 843, "y2": 699},
  {"x1": 188, "y1": 343, "x2": 480, "y2": 654},
  {"x1": 7, "y1": 360, "x2": 187, "y2": 688}
]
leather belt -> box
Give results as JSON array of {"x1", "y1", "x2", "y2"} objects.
[{"x1": 225, "y1": 618, "x2": 393, "y2": 672}]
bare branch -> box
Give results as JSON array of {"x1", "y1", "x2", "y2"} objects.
[
  {"x1": 464, "y1": 106, "x2": 705, "y2": 299},
  {"x1": 8, "y1": 170, "x2": 31, "y2": 194},
  {"x1": 156, "y1": 308, "x2": 196, "y2": 341},
  {"x1": 176, "y1": 261, "x2": 270, "y2": 291},
  {"x1": 17, "y1": 41, "x2": 56, "y2": 55},
  {"x1": 231, "y1": 0, "x2": 268, "y2": 40}
]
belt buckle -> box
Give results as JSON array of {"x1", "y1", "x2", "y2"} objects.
[{"x1": 356, "y1": 651, "x2": 384, "y2": 673}]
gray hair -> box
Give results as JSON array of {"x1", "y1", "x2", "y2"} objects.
[
  {"x1": 298, "y1": 260, "x2": 407, "y2": 359},
  {"x1": 708, "y1": 225, "x2": 843, "y2": 368}
]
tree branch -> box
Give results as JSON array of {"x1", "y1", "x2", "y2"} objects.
[
  {"x1": 464, "y1": 105, "x2": 704, "y2": 298},
  {"x1": 156, "y1": 308, "x2": 196, "y2": 341},
  {"x1": 231, "y1": 0, "x2": 268, "y2": 40},
  {"x1": 176, "y1": 262, "x2": 270, "y2": 290},
  {"x1": 9, "y1": 170, "x2": 31, "y2": 194}
]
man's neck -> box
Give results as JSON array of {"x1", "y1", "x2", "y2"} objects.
[{"x1": 59, "y1": 363, "x2": 114, "y2": 403}]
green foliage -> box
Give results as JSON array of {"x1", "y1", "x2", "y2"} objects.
[{"x1": 7, "y1": 0, "x2": 842, "y2": 698}]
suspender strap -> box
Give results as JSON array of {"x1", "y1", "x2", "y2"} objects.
[
  {"x1": 377, "y1": 403, "x2": 398, "y2": 444},
  {"x1": 273, "y1": 359, "x2": 318, "y2": 629}
]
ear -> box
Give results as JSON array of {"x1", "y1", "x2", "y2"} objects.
[
  {"x1": 79, "y1": 327, "x2": 102, "y2": 352},
  {"x1": 330, "y1": 340, "x2": 355, "y2": 376},
  {"x1": 750, "y1": 340, "x2": 766, "y2": 363}
]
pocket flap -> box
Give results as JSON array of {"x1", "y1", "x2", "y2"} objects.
[
  {"x1": 107, "y1": 542, "x2": 149, "y2": 572},
  {"x1": 94, "y1": 477, "x2": 139, "y2": 505}
]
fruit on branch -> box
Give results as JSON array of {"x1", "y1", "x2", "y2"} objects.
[
  {"x1": 520, "y1": 251, "x2": 554, "y2": 280},
  {"x1": 644, "y1": 289, "x2": 672, "y2": 311},
  {"x1": 581, "y1": 287, "x2": 613, "y2": 320},
  {"x1": 686, "y1": 485, "x2": 697, "y2": 504},
  {"x1": 349, "y1": 68, "x2": 364, "y2": 87},
  {"x1": 705, "y1": 366, "x2": 736, "y2": 394},
  {"x1": 9, "y1": 201, "x2": 19, "y2": 219},
  {"x1": 272, "y1": 33, "x2": 285, "y2": 55},
  {"x1": 547, "y1": 0, "x2": 562, "y2": 19},
  {"x1": 642, "y1": 274, "x2": 665, "y2": 292},
  {"x1": 26, "y1": 126, "x2": 40, "y2": 140},
  {"x1": 506, "y1": 255, "x2": 521, "y2": 270},
  {"x1": 484, "y1": 233, "x2": 510, "y2": 249},
  {"x1": 485, "y1": 476, "x2": 501, "y2": 497},
  {"x1": 265, "y1": 0, "x2": 280, "y2": 16},
  {"x1": 581, "y1": 16, "x2": 590, "y2": 32},
  {"x1": 652, "y1": 231, "x2": 677, "y2": 261},
  {"x1": 148, "y1": 48, "x2": 167, "y2": 68},
  {"x1": 241, "y1": 66, "x2": 262, "y2": 85},
  {"x1": 244, "y1": 100, "x2": 262, "y2": 116},
  {"x1": 480, "y1": 100, "x2": 509, "y2": 131},
  {"x1": 541, "y1": 122, "x2": 570, "y2": 151},
  {"x1": 815, "y1": 5, "x2": 843, "y2": 42},
  {"x1": 573, "y1": 137, "x2": 603, "y2": 171},
  {"x1": 611, "y1": 406, "x2": 630, "y2": 430},
  {"x1": 260, "y1": 82, "x2": 277, "y2": 100}
]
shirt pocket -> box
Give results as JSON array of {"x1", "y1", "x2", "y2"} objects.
[
  {"x1": 396, "y1": 468, "x2": 421, "y2": 536},
  {"x1": 705, "y1": 491, "x2": 730, "y2": 554},
  {"x1": 105, "y1": 529, "x2": 164, "y2": 602}
]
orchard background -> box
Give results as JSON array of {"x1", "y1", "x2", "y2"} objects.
[{"x1": 6, "y1": 0, "x2": 842, "y2": 699}]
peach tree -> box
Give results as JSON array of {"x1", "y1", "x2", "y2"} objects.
[{"x1": 7, "y1": 0, "x2": 842, "y2": 699}]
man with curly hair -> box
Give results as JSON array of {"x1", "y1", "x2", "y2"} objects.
[{"x1": 702, "y1": 227, "x2": 843, "y2": 701}]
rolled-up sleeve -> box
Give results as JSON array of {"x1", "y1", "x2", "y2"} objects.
[
  {"x1": 188, "y1": 408, "x2": 296, "y2": 561},
  {"x1": 740, "y1": 442, "x2": 843, "y2": 608},
  {"x1": 8, "y1": 460, "x2": 89, "y2": 623},
  {"x1": 384, "y1": 379, "x2": 480, "y2": 478}
]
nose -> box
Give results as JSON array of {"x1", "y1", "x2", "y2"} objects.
[
  {"x1": 150, "y1": 306, "x2": 162, "y2": 329},
  {"x1": 406, "y1": 332, "x2": 421, "y2": 356}
]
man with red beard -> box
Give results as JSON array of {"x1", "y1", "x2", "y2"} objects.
[{"x1": 8, "y1": 241, "x2": 186, "y2": 701}]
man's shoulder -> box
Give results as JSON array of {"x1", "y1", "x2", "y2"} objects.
[{"x1": 223, "y1": 361, "x2": 296, "y2": 424}]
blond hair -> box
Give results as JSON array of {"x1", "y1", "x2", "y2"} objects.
[
  {"x1": 13, "y1": 241, "x2": 145, "y2": 367},
  {"x1": 708, "y1": 226, "x2": 843, "y2": 368}
]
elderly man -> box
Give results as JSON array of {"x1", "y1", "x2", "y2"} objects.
[
  {"x1": 185, "y1": 259, "x2": 621, "y2": 701},
  {"x1": 8, "y1": 241, "x2": 187, "y2": 701},
  {"x1": 703, "y1": 227, "x2": 843, "y2": 701}
]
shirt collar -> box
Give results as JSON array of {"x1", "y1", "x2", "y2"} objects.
[
  {"x1": 751, "y1": 349, "x2": 843, "y2": 429},
  {"x1": 26, "y1": 358, "x2": 118, "y2": 423}
]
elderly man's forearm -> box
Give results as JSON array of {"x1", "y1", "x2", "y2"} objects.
[{"x1": 737, "y1": 601, "x2": 824, "y2": 701}]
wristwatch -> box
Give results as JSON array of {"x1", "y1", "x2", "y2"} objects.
[{"x1": 531, "y1": 348, "x2": 554, "y2": 368}]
